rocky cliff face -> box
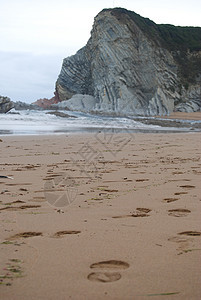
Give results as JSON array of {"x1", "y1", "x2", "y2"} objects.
[{"x1": 55, "y1": 8, "x2": 201, "y2": 116}]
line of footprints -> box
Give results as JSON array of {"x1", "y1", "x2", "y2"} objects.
[{"x1": 87, "y1": 260, "x2": 130, "y2": 283}]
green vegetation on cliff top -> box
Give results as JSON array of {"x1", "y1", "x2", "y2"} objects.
[
  {"x1": 109, "y1": 7, "x2": 201, "y2": 52},
  {"x1": 108, "y1": 8, "x2": 201, "y2": 86}
]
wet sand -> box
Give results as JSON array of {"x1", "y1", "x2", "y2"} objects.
[
  {"x1": 0, "y1": 132, "x2": 201, "y2": 299},
  {"x1": 160, "y1": 111, "x2": 201, "y2": 121}
]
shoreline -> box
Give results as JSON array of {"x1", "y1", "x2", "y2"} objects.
[
  {"x1": 0, "y1": 128, "x2": 200, "y2": 137},
  {"x1": 131, "y1": 111, "x2": 201, "y2": 130},
  {"x1": 157, "y1": 111, "x2": 201, "y2": 121},
  {"x1": 1, "y1": 111, "x2": 201, "y2": 137}
]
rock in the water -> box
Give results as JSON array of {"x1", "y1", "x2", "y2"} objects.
[
  {"x1": 14, "y1": 101, "x2": 42, "y2": 111},
  {"x1": 0, "y1": 96, "x2": 14, "y2": 113},
  {"x1": 55, "y1": 8, "x2": 201, "y2": 116}
]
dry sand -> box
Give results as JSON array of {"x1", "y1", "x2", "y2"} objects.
[{"x1": 0, "y1": 131, "x2": 201, "y2": 299}]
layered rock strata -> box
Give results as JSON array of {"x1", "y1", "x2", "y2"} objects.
[{"x1": 55, "y1": 8, "x2": 201, "y2": 116}]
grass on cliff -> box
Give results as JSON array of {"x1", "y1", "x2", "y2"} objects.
[
  {"x1": 109, "y1": 8, "x2": 201, "y2": 86},
  {"x1": 110, "y1": 7, "x2": 201, "y2": 52}
]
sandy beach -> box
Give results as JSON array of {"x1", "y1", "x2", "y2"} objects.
[{"x1": 0, "y1": 131, "x2": 201, "y2": 299}]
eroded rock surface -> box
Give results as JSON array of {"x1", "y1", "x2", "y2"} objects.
[
  {"x1": 0, "y1": 96, "x2": 13, "y2": 113},
  {"x1": 55, "y1": 8, "x2": 201, "y2": 116},
  {"x1": 52, "y1": 94, "x2": 96, "y2": 112}
]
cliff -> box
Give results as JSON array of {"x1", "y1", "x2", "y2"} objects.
[{"x1": 55, "y1": 8, "x2": 201, "y2": 116}]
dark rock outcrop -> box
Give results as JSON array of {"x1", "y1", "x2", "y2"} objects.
[
  {"x1": 0, "y1": 96, "x2": 14, "y2": 113},
  {"x1": 55, "y1": 8, "x2": 201, "y2": 116},
  {"x1": 14, "y1": 101, "x2": 43, "y2": 111}
]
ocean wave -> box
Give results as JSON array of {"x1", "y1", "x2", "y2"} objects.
[{"x1": 0, "y1": 110, "x2": 200, "y2": 135}]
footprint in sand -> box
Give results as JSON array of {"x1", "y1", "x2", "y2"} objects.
[
  {"x1": 163, "y1": 198, "x2": 179, "y2": 203},
  {"x1": 0, "y1": 206, "x2": 19, "y2": 211},
  {"x1": 168, "y1": 209, "x2": 191, "y2": 217},
  {"x1": 88, "y1": 272, "x2": 121, "y2": 283},
  {"x1": 52, "y1": 230, "x2": 81, "y2": 238},
  {"x1": 113, "y1": 208, "x2": 151, "y2": 219},
  {"x1": 136, "y1": 208, "x2": 151, "y2": 214},
  {"x1": 168, "y1": 236, "x2": 189, "y2": 243},
  {"x1": 8, "y1": 232, "x2": 42, "y2": 240},
  {"x1": 172, "y1": 171, "x2": 184, "y2": 175},
  {"x1": 88, "y1": 260, "x2": 130, "y2": 283},
  {"x1": 12, "y1": 200, "x2": 26, "y2": 204},
  {"x1": 0, "y1": 205, "x2": 41, "y2": 212},
  {"x1": 174, "y1": 192, "x2": 188, "y2": 195},
  {"x1": 135, "y1": 179, "x2": 149, "y2": 182},
  {"x1": 33, "y1": 197, "x2": 46, "y2": 202},
  {"x1": 90, "y1": 260, "x2": 129, "y2": 269},
  {"x1": 169, "y1": 231, "x2": 201, "y2": 253},
  {"x1": 5, "y1": 183, "x2": 32, "y2": 186},
  {"x1": 178, "y1": 231, "x2": 201, "y2": 236},
  {"x1": 19, "y1": 205, "x2": 41, "y2": 210},
  {"x1": 168, "y1": 236, "x2": 191, "y2": 253},
  {"x1": 180, "y1": 185, "x2": 195, "y2": 189}
]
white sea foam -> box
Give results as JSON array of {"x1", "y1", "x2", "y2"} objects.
[{"x1": 0, "y1": 109, "x2": 196, "y2": 135}]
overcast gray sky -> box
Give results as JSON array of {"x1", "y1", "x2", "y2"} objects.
[{"x1": 1, "y1": 0, "x2": 201, "y2": 103}]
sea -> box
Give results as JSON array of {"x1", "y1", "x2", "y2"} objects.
[{"x1": 0, "y1": 109, "x2": 201, "y2": 136}]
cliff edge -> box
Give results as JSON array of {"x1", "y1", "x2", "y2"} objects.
[{"x1": 55, "y1": 8, "x2": 201, "y2": 116}]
